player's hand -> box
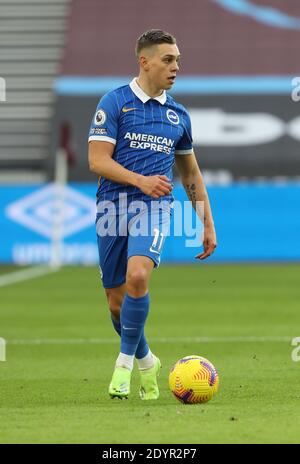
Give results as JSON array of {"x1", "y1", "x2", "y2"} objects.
[
  {"x1": 195, "y1": 224, "x2": 217, "y2": 260},
  {"x1": 137, "y1": 175, "x2": 173, "y2": 198}
]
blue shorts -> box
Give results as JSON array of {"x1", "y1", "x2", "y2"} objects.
[{"x1": 96, "y1": 202, "x2": 172, "y2": 288}]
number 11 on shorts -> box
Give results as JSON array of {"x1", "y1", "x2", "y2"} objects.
[{"x1": 150, "y1": 228, "x2": 164, "y2": 255}]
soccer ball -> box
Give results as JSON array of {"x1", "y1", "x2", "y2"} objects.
[{"x1": 169, "y1": 355, "x2": 219, "y2": 404}]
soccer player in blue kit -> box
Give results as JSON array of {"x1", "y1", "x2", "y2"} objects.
[{"x1": 88, "y1": 30, "x2": 217, "y2": 400}]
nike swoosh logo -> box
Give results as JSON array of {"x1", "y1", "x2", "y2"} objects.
[
  {"x1": 122, "y1": 107, "x2": 137, "y2": 113},
  {"x1": 122, "y1": 326, "x2": 136, "y2": 330}
]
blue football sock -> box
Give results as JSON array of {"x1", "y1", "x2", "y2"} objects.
[
  {"x1": 111, "y1": 314, "x2": 149, "y2": 358},
  {"x1": 111, "y1": 315, "x2": 121, "y2": 336},
  {"x1": 135, "y1": 330, "x2": 149, "y2": 359},
  {"x1": 120, "y1": 293, "x2": 150, "y2": 356}
]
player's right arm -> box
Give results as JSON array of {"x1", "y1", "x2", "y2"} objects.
[
  {"x1": 88, "y1": 141, "x2": 172, "y2": 199},
  {"x1": 88, "y1": 93, "x2": 172, "y2": 199}
]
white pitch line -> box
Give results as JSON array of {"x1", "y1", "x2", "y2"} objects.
[
  {"x1": 0, "y1": 265, "x2": 60, "y2": 288},
  {"x1": 6, "y1": 336, "x2": 292, "y2": 346}
]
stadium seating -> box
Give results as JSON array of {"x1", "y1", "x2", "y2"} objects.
[{"x1": 0, "y1": 0, "x2": 70, "y2": 183}]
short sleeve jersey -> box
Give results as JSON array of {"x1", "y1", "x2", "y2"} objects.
[{"x1": 89, "y1": 78, "x2": 193, "y2": 205}]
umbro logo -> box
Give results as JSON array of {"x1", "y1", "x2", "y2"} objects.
[
  {"x1": 122, "y1": 107, "x2": 137, "y2": 113},
  {"x1": 5, "y1": 184, "x2": 95, "y2": 239}
]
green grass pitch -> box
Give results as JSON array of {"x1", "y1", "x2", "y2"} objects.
[{"x1": 1, "y1": 264, "x2": 300, "y2": 444}]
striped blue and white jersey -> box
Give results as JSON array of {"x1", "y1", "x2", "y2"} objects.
[{"x1": 89, "y1": 78, "x2": 193, "y2": 206}]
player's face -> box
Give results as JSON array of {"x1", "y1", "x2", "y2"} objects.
[{"x1": 144, "y1": 43, "x2": 181, "y2": 90}]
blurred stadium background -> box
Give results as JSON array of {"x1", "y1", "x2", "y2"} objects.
[
  {"x1": 0, "y1": 0, "x2": 300, "y2": 267},
  {"x1": 0, "y1": 0, "x2": 300, "y2": 264},
  {"x1": 1, "y1": 0, "x2": 300, "y2": 444}
]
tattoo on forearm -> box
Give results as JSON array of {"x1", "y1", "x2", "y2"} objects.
[
  {"x1": 185, "y1": 183, "x2": 197, "y2": 205},
  {"x1": 185, "y1": 183, "x2": 208, "y2": 223}
]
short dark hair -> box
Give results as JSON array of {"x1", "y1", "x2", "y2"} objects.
[{"x1": 135, "y1": 29, "x2": 176, "y2": 56}]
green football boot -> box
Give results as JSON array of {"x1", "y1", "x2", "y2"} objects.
[
  {"x1": 139, "y1": 356, "x2": 162, "y2": 400},
  {"x1": 108, "y1": 366, "x2": 131, "y2": 399}
]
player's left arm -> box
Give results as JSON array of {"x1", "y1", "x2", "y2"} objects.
[{"x1": 175, "y1": 150, "x2": 217, "y2": 260}]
